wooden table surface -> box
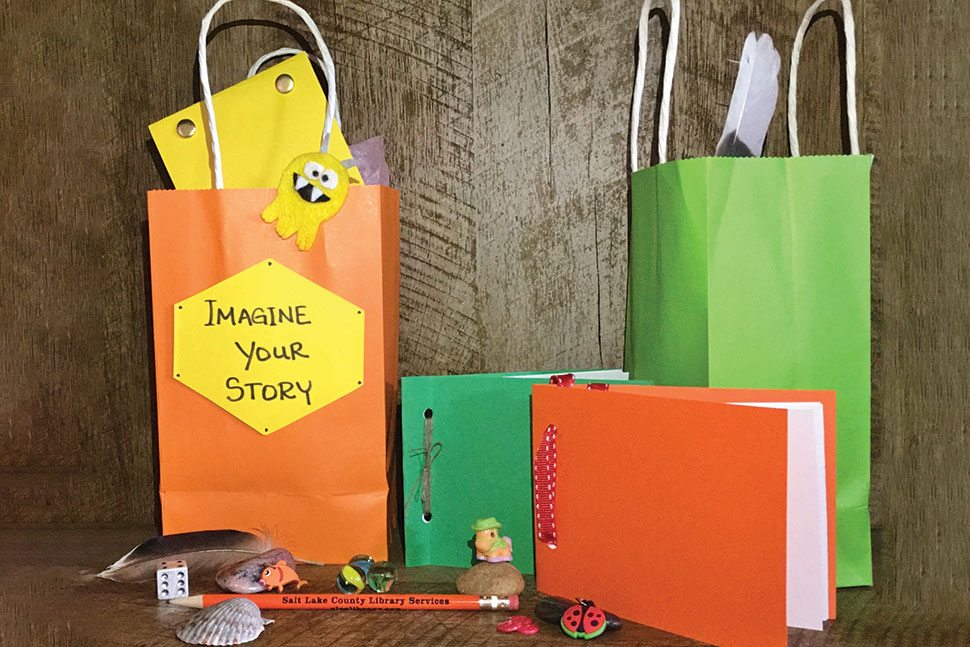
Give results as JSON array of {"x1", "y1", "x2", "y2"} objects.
[{"x1": 0, "y1": 527, "x2": 966, "y2": 647}]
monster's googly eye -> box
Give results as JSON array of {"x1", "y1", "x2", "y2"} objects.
[
  {"x1": 303, "y1": 161, "x2": 325, "y2": 180},
  {"x1": 320, "y1": 169, "x2": 339, "y2": 190}
]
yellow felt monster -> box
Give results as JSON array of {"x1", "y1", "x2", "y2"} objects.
[{"x1": 261, "y1": 152, "x2": 360, "y2": 251}]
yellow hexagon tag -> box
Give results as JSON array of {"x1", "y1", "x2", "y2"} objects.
[{"x1": 173, "y1": 259, "x2": 364, "y2": 435}]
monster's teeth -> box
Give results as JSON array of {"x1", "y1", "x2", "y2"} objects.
[
  {"x1": 310, "y1": 186, "x2": 323, "y2": 203},
  {"x1": 293, "y1": 174, "x2": 309, "y2": 190}
]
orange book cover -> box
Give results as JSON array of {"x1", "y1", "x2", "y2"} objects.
[
  {"x1": 608, "y1": 384, "x2": 837, "y2": 618},
  {"x1": 531, "y1": 385, "x2": 788, "y2": 647}
]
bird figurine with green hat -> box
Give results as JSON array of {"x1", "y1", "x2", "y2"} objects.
[{"x1": 472, "y1": 517, "x2": 513, "y2": 563}]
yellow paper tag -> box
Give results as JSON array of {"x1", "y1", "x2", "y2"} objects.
[
  {"x1": 150, "y1": 53, "x2": 362, "y2": 189},
  {"x1": 174, "y1": 259, "x2": 364, "y2": 434}
]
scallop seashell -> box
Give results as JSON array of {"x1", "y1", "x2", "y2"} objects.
[{"x1": 176, "y1": 598, "x2": 273, "y2": 645}]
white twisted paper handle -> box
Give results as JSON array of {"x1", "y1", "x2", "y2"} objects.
[
  {"x1": 788, "y1": 0, "x2": 860, "y2": 156},
  {"x1": 630, "y1": 0, "x2": 682, "y2": 170}
]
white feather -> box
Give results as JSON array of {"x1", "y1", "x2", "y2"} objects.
[{"x1": 716, "y1": 32, "x2": 781, "y2": 157}]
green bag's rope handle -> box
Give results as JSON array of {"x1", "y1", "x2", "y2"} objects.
[
  {"x1": 629, "y1": 0, "x2": 681, "y2": 170},
  {"x1": 788, "y1": 0, "x2": 860, "y2": 156},
  {"x1": 246, "y1": 47, "x2": 343, "y2": 138},
  {"x1": 198, "y1": 0, "x2": 339, "y2": 189}
]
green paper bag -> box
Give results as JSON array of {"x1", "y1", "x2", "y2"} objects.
[
  {"x1": 401, "y1": 370, "x2": 638, "y2": 573},
  {"x1": 625, "y1": 0, "x2": 872, "y2": 586}
]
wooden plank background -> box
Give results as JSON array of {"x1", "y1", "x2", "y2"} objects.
[{"x1": 1, "y1": 0, "x2": 968, "y2": 614}]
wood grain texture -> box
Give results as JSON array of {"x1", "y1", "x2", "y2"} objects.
[
  {"x1": 2, "y1": 0, "x2": 970, "y2": 617},
  {"x1": 474, "y1": 0, "x2": 634, "y2": 372},
  {"x1": 0, "y1": 0, "x2": 160, "y2": 524},
  {"x1": 869, "y1": 0, "x2": 970, "y2": 614}
]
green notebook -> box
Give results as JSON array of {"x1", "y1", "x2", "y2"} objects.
[{"x1": 402, "y1": 370, "x2": 638, "y2": 574}]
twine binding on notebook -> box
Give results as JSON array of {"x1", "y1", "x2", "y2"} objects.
[{"x1": 406, "y1": 411, "x2": 442, "y2": 522}]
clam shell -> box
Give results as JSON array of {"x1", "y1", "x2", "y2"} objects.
[{"x1": 176, "y1": 598, "x2": 273, "y2": 645}]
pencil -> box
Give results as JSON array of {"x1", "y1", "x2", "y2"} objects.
[{"x1": 169, "y1": 593, "x2": 519, "y2": 611}]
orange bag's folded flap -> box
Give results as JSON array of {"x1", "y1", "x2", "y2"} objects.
[
  {"x1": 531, "y1": 385, "x2": 788, "y2": 647},
  {"x1": 149, "y1": 185, "x2": 398, "y2": 563},
  {"x1": 605, "y1": 383, "x2": 836, "y2": 619}
]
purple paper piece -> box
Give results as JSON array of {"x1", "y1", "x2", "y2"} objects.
[{"x1": 349, "y1": 136, "x2": 390, "y2": 186}]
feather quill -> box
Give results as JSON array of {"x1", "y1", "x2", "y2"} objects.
[
  {"x1": 97, "y1": 530, "x2": 270, "y2": 583},
  {"x1": 715, "y1": 32, "x2": 781, "y2": 157}
]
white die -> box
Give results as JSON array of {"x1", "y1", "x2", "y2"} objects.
[{"x1": 156, "y1": 560, "x2": 189, "y2": 600}]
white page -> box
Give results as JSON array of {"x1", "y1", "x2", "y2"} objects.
[
  {"x1": 506, "y1": 369, "x2": 629, "y2": 380},
  {"x1": 734, "y1": 402, "x2": 827, "y2": 631}
]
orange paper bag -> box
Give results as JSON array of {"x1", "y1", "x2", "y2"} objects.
[
  {"x1": 531, "y1": 385, "x2": 789, "y2": 647},
  {"x1": 148, "y1": 187, "x2": 398, "y2": 562},
  {"x1": 146, "y1": 0, "x2": 399, "y2": 562}
]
